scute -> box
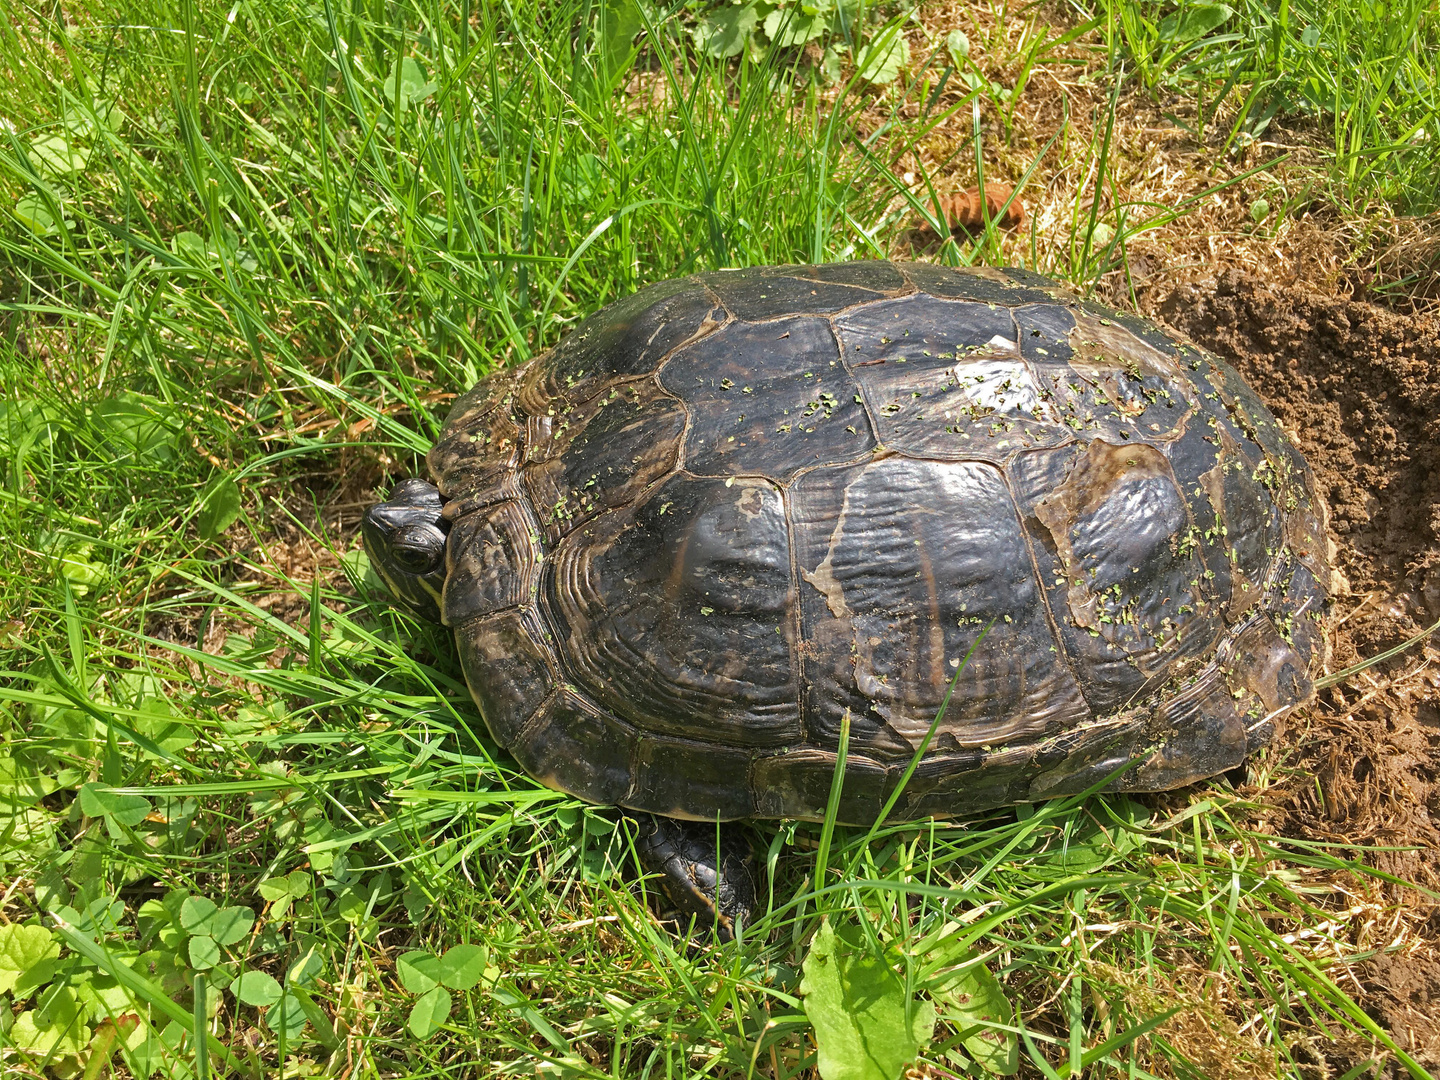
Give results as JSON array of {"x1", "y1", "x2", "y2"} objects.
[
  {"x1": 546, "y1": 473, "x2": 802, "y2": 747},
  {"x1": 442, "y1": 499, "x2": 538, "y2": 625},
  {"x1": 659, "y1": 316, "x2": 875, "y2": 479},
  {"x1": 518, "y1": 277, "x2": 723, "y2": 412},
  {"x1": 699, "y1": 266, "x2": 889, "y2": 321},
  {"x1": 421, "y1": 261, "x2": 1330, "y2": 824},
  {"x1": 789, "y1": 456, "x2": 1090, "y2": 759},
  {"x1": 455, "y1": 608, "x2": 555, "y2": 746},
  {"x1": 522, "y1": 380, "x2": 686, "y2": 543}
]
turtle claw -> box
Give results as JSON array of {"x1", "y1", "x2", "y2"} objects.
[{"x1": 636, "y1": 816, "x2": 756, "y2": 941}]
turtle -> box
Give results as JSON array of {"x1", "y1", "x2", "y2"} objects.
[{"x1": 362, "y1": 261, "x2": 1331, "y2": 935}]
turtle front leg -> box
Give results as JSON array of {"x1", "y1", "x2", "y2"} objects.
[
  {"x1": 361, "y1": 478, "x2": 449, "y2": 623},
  {"x1": 635, "y1": 816, "x2": 757, "y2": 940}
]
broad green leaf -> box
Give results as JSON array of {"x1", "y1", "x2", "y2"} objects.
[
  {"x1": 692, "y1": 2, "x2": 759, "y2": 59},
  {"x1": 856, "y1": 31, "x2": 910, "y2": 85},
  {"x1": 1158, "y1": 3, "x2": 1233, "y2": 42},
  {"x1": 287, "y1": 948, "x2": 324, "y2": 988},
  {"x1": 179, "y1": 895, "x2": 218, "y2": 933},
  {"x1": 206, "y1": 906, "x2": 254, "y2": 947},
  {"x1": 946, "y1": 28, "x2": 970, "y2": 64},
  {"x1": 13, "y1": 194, "x2": 59, "y2": 235},
  {"x1": 188, "y1": 934, "x2": 220, "y2": 969},
  {"x1": 763, "y1": 6, "x2": 827, "y2": 48},
  {"x1": 0, "y1": 924, "x2": 60, "y2": 995},
  {"x1": 381, "y1": 56, "x2": 436, "y2": 110},
  {"x1": 133, "y1": 698, "x2": 197, "y2": 755},
  {"x1": 265, "y1": 991, "x2": 306, "y2": 1035},
  {"x1": 257, "y1": 871, "x2": 310, "y2": 902},
  {"x1": 597, "y1": 0, "x2": 644, "y2": 82},
  {"x1": 30, "y1": 134, "x2": 89, "y2": 174},
  {"x1": 10, "y1": 1008, "x2": 90, "y2": 1057},
  {"x1": 197, "y1": 476, "x2": 241, "y2": 541},
  {"x1": 407, "y1": 986, "x2": 452, "y2": 1038},
  {"x1": 396, "y1": 950, "x2": 442, "y2": 994},
  {"x1": 1300, "y1": 24, "x2": 1320, "y2": 47},
  {"x1": 234, "y1": 970, "x2": 283, "y2": 1008},
  {"x1": 258, "y1": 871, "x2": 312, "y2": 918},
  {"x1": 930, "y1": 951, "x2": 1017, "y2": 1075},
  {"x1": 78, "y1": 783, "x2": 152, "y2": 827},
  {"x1": 801, "y1": 919, "x2": 936, "y2": 1080},
  {"x1": 91, "y1": 393, "x2": 179, "y2": 465},
  {"x1": 436, "y1": 943, "x2": 491, "y2": 991},
  {"x1": 171, "y1": 231, "x2": 208, "y2": 261}
]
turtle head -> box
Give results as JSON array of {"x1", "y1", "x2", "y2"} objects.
[{"x1": 361, "y1": 478, "x2": 449, "y2": 624}]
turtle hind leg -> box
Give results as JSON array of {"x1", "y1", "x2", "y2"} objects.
[{"x1": 635, "y1": 816, "x2": 756, "y2": 941}]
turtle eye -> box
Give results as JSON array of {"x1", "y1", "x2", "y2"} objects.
[{"x1": 391, "y1": 523, "x2": 446, "y2": 573}]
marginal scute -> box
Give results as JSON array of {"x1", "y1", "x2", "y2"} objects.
[
  {"x1": 750, "y1": 748, "x2": 891, "y2": 823},
  {"x1": 790, "y1": 456, "x2": 1090, "y2": 759},
  {"x1": 439, "y1": 365, "x2": 523, "y2": 440},
  {"x1": 442, "y1": 499, "x2": 538, "y2": 625},
  {"x1": 518, "y1": 278, "x2": 723, "y2": 413},
  {"x1": 1225, "y1": 613, "x2": 1310, "y2": 718},
  {"x1": 511, "y1": 691, "x2": 634, "y2": 805},
  {"x1": 430, "y1": 408, "x2": 523, "y2": 517},
  {"x1": 659, "y1": 316, "x2": 874, "y2": 479},
  {"x1": 455, "y1": 608, "x2": 555, "y2": 747},
  {"x1": 548, "y1": 473, "x2": 802, "y2": 747},
  {"x1": 1133, "y1": 666, "x2": 1250, "y2": 789},
  {"x1": 628, "y1": 735, "x2": 755, "y2": 821},
  {"x1": 521, "y1": 380, "x2": 686, "y2": 543}
]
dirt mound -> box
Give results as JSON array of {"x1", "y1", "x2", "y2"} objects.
[{"x1": 1140, "y1": 271, "x2": 1440, "y2": 1067}]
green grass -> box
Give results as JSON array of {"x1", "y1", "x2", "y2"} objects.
[
  {"x1": 1091, "y1": 0, "x2": 1440, "y2": 215},
  {"x1": 1, "y1": 0, "x2": 1437, "y2": 1078}
]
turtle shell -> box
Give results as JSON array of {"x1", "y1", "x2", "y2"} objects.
[{"x1": 428, "y1": 262, "x2": 1331, "y2": 823}]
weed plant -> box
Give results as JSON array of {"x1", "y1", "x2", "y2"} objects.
[{"x1": 0, "y1": 0, "x2": 1433, "y2": 1078}]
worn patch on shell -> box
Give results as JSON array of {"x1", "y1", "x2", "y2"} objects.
[
  {"x1": 838, "y1": 295, "x2": 1066, "y2": 459},
  {"x1": 442, "y1": 499, "x2": 538, "y2": 625},
  {"x1": 1033, "y1": 440, "x2": 1206, "y2": 656}
]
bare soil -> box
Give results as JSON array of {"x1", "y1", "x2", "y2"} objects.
[{"x1": 1142, "y1": 271, "x2": 1440, "y2": 1070}]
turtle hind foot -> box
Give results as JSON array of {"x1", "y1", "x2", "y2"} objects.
[{"x1": 636, "y1": 816, "x2": 756, "y2": 941}]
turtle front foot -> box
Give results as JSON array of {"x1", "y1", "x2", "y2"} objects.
[{"x1": 636, "y1": 816, "x2": 756, "y2": 941}]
